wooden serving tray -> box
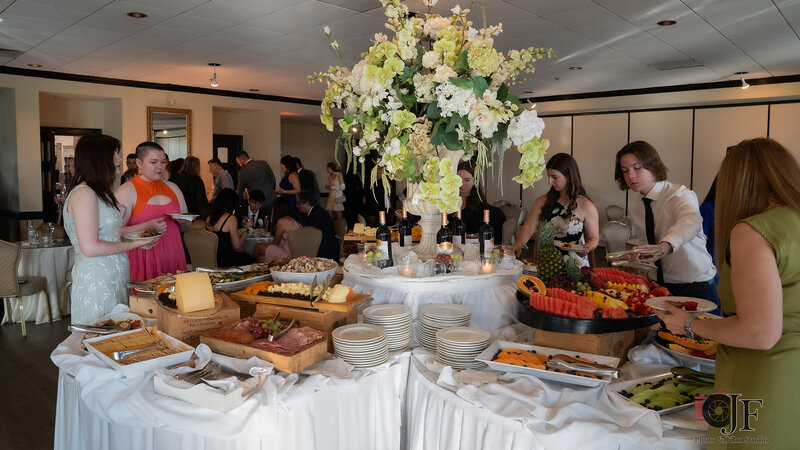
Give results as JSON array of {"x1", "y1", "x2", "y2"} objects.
[
  {"x1": 230, "y1": 292, "x2": 372, "y2": 312},
  {"x1": 199, "y1": 335, "x2": 327, "y2": 374}
]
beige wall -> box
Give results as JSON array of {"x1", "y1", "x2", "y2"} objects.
[{"x1": 280, "y1": 119, "x2": 339, "y2": 195}]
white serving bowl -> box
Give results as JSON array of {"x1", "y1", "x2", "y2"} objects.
[{"x1": 270, "y1": 266, "x2": 337, "y2": 285}]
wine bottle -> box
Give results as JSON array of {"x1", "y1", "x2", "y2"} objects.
[
  {"x1": 375, "y1": 211, "x2": 393, "y2": 268},
  {"x1": 450, "y1": 209, "x2": 466, "y2": 245},
  {"x1": 436, "y1": 213, "x2": 453, "y2": 254},
  {"x1": 398, "y1": 206, "x2": 412, "y2": 247},
  {"x1": 478, "y1": 209, "x2": 494, "y2": 259}
]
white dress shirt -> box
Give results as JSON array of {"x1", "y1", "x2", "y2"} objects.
[{"x1": 628, "y1": 181, "x2": 716, "y2": 284}]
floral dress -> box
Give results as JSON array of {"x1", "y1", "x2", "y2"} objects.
[{"x1": 543, "y1": 202, "x2": 589, "y2": 267}]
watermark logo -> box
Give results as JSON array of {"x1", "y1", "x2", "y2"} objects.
[{"x1": 694, "y1": 393, "x2": 764, "y2": 436}]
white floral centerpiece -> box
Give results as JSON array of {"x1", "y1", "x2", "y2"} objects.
[{"x1": 311, "y1": 0, "x2": 553, "y2": 259}]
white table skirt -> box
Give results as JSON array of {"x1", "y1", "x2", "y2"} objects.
[
  {"x1": 3, "y1": 244, "x2": 73, "y2": 324},
  {"x1": 243, "y1": 236, "x2": 273, "y2": 257},
  {"x1": 342, "y1": 254, "x2": 522, "y2": 331},
  {"x1": 54, "y1": 354, "x2": 409, "y2": 450}
]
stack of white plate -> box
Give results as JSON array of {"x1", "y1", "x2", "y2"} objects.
[
  {"x1": 418, "y1": 304, "x2": 471, "y2": 351},
  {"x1": 435, "y1": 327, "x2": 491, "y2": 369},
  {"x1": 362, "y1": 304, "x2": 413, "y2": 351},
  {"x1": 332, "y1": 324, "x2": 389, "y2": 368}
]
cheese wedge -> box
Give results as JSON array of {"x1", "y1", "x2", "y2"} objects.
[
  {"x1": 174, "y1": 272, "x2": 215, "y2": 313},
  {"x1": 352, "y1": 223, "x2": 365, "y2": 235},
  {"x1": 324, "y1": 284, "x2": 356, "y2": 303}
]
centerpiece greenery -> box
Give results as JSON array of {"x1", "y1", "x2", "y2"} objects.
[{"x1": 310, "y1": 0, "x2": 554, "y2": 215}]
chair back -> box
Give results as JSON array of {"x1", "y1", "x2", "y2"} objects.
[
  {"x1": 183, "y1": 229, "x2": 219, "y2": 269},
  {"x1": 499, "y1": 204, "x2": 524, "y2": 246},
  {"x1": 605, "y1": 204, "x2": 626, "y2": 222},
  {"x1": 288, "y1": 227, "x2": 322, "y2": 258},
  {"x1": 356, "y1": 214, "x2": 366, "y2": 225},
  {"x1": 333, "y1": 217, "x2": 348, "y2": 255},
  {"x1": 0, "y1": 240, "x2": 21, "y2": 297},
  {"x1": 601, "y1": 220, "x2": 631, "y2": 253}
]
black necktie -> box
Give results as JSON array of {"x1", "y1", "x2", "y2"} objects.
[{"x1": 642, "y1": 197, "x2": 664, "y2": 284}]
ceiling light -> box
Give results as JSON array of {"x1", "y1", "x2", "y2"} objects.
[
  {"x1": 28, "y1": 63, "x2": 42, "y2": 68},
  {"x1": 249, "y1": 89, "x2": 259, "y2": 92},
  {"x1": 569, "y1": 66, "x2": 582, "y2": 71},
  {"x1": 657, "y1": 20, "x2": 677, "y2": 26},
  {"x1": 209, "y1": 63, "x2": 221, "y2": 87},
  {"x1": 738, "y1": 72, "x2": 749, "y2": 89},
  {"x1": 127, "y1": 12, "x2": 148, "y2": 18},
  {"x1": 162, "y1": 129, "x2": 168, "y2": 135}
]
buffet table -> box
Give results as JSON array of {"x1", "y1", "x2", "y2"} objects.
[
  {"x1": 52, "y1": 330, "x2": 409, "y2": 450},
  {"x1": 341, "y1": 252, "x2": 522, "y2": 331},
  {"x1": 2, "y1": 241, "x2": 73, "y2": 324}
]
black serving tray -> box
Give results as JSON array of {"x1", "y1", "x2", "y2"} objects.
[{"x1": 516, "y1": 291, "x2": 660, "y2": 334}]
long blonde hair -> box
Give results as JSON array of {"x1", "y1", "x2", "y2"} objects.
[{"x1": 715, "y1": 138, "x2": 800, "y2": 268}]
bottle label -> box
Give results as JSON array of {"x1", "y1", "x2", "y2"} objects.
[
  {"x1": 376, "y1": 240, "x2": 390, "y2": 261},
  {"x1": 438, "y1": 241, "x2": 453, "y2": 254},
  {"x1": 482, "y1": 239, "x2": 494, "y2": 258},
  {"x1": 453, "y1": 235, "x2": 463, "y2": 245}
]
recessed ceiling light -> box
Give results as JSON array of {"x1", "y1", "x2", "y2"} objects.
[
  {"x1": 249, "y1": 89, "x2": 260, "y2": 92},
  {"x1": 127, "y1": 12, "x2": 148, "y2": 18},
  {"x1": 523, "y1": 91, "x2": 533, "y2": 94},
  {"x1": 569, "y1": 66, "x2": 582, "y2": 71},
  {"x1": 657, "y1": 20, "x2": 677, "y2": 26},
  {"x1": 28, "y1": 64, "x2": 42, "y2": 68}
]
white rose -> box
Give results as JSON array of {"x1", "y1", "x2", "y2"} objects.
[
  {"x1": 422, "y1": 51, "x2": 441, "y2": 69},
  {"x1": 432, "y1": 65, "x2": 457, "y2": 83}
]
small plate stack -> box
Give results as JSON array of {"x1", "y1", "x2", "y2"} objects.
[
  {"x1": 362, "y1": 304, "x2": 413, "y2": 351},
  {"x1": 332, "y1": 324, "x2": 389, "y2": 368},
  {"x1": 435, "y1": 327, "x2": 490, "y2": 369},
  {"x1": 418, "y1": 304, "x2": 471, "y2": 351}
]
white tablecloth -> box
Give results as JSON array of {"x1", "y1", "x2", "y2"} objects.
[
  {"x1": 342, "y1": 253, "x2": 522, "y2": 331},
  {"x1": 243, "y1": 235, "x2": 273, "y2": 257},
  {"x1": 3, "y1": 243, "x2": 73, "y2": 324},
  {"x1": 405, "y1": 346, "x2": 705, "y2": 450},
  {"x1": 51, "y1": 330, "x2": 409, "y2": 450}
]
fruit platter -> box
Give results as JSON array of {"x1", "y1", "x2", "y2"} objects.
[
  {"x1": 515, "y1": 265, "x2": 667, "y2": 333},
  {"x1": 612, "y1": 372, "x2": 714, "y2": 415},
  {"x1": 653, "y1": 321, "x2": 718, "y2": 372}
]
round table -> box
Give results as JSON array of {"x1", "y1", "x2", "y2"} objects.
[
  {"x1": 341, "y1": 252, "x2": 522, "y2": 331},
  {"x1": 2, "y1": 241, "x2": 73, "y2": 324},
  {"x1": 243, "y1": 233, "x2": 274, "y2": 258}
]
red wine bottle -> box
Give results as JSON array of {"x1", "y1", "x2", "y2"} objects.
[
  {"x1": 398, "y1": 206, "x2": 412, "y2": 247},
  {"x1": 436, "y1": 213, "x2": 453, "y2": 254},
  {"x1": 478, "y1": 209, "x2": 494, "y2": 259},
  {"x1": 450, "y1": 209, "x2": 466, "y2": 245},
  {"x1": 375, "y1": 211, "x2": 393, "y2": 268}
]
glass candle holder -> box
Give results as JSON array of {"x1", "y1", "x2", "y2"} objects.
[{"x1": 480, "y1": 259, "x2": 495, "y2": 274}]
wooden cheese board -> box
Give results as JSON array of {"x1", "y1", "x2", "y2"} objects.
[
  {"x1": 230, "y1": 291, "x2": 373, "y2": 312},
  {"x1": 199, "y1": 335, "x2": 328, "y2": 374}
]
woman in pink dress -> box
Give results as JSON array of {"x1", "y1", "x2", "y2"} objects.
[
  {"x1": 116, "y1": 142, "x2": 192, "y2": 281},
  {"x1": 258, "y1": 197, "x2": 303, "y2": 263}
]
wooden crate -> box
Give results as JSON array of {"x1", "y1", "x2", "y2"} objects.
[
  {"x1": 200, "y1": 335, "x2": 327, "y2": 374},
  {"x1": 533, "y1": 324, "x2": 658, "y2": 362},
  {"x1": 128, "y1": 291, "x2": 157, "y2": 318},
  {"x1": 253, "y1": 303, "x2": 357, "y2": 353},
  {"x1": 156, "y1": 292, "x2": 241, "y2": 347}
]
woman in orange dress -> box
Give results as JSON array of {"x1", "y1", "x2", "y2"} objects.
[{"x1": 116, "y1": 142, "x2": 192, "y2": 282}]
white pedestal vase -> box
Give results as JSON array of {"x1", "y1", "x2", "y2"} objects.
[{"x1": 404, "y1": 149, "x2": 464, "y2": 261}]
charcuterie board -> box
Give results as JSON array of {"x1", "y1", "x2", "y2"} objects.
[{"x1": 230, "y1": 291, "x2": 372, "y2": 312}]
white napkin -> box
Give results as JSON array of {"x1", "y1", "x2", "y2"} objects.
[{"x1": 301, "y1": 356, "x2": 354, "y2": 378}]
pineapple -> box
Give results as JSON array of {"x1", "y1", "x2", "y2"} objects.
[
  {"x1": 565, "y1": 258, "x2": 581, "y2": 283},
  {"x1": 537, "y1": 222, "x2": 565, "y2": 284}
]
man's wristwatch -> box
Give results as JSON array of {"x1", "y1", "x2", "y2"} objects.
[{"x1": 683, "y1": 316, "x2": 696, "y2": 340}]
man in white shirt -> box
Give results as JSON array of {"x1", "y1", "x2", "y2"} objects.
[
  {"x1": 208, "y1": 157, "x2": 233, "y2": 201},
  {"x1": 237, "y1": 189, "x2": 268, "y2": 229},
  {"x1": 615, "y1": 140, "x2": 719, "y2": 308}
]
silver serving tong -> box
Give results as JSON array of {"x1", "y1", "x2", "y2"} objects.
[
  {"x1": 69, "y1": 324, "x2": 127, "y2": 334},
  {"x1": 112, "y1": 342, "x2": 165, "y2": 361},
  {"x1": 545, "y1": 355, "x2": 619, "y2": 378},
  {"x1": 266, "y1": 312, "x2": 281, "y2": 342},
  {"x1": 311, "y1": 274, "x2": 332, "y2": 307},
  {"x1": 670, "y1": 366, "x2": 715, "y2": 385},
  {"x1": 196, "y1": 266, "x2": 244, "y2": 273}
]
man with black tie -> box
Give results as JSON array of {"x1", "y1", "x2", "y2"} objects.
[
  {"x1": 296, "y1": 158, "x2": 320, "y2": 205},
  {"x1": 297, "y1": 190, "x2": 339, "y2": 260},
  {"x1": 235, "y1": 150, "x2": 277, "y2": 210},
  {"x1": 236, "y1": 189, "x2": 269, "y2": 229}
]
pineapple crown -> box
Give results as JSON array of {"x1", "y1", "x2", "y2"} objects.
[{"x1": 539, "y1": 221, "x2": 555, "y2": 249}]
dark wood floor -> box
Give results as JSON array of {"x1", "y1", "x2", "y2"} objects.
[{"x1": 0, "y1": 315, "x2": 70, "y2": 450}]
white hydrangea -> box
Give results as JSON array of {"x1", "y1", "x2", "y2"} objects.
[
  {"x1": 413, "y1": 73, "x2": 435, "y2": 103},
  {"x1": 434, "y1": 80, "x2": 475, "y2": 118},
  {"x1": 507, "y1": 109, "x2": 545, "y2": 146},
  {"x1": 385, "y1": 137, "x2": 402, "y2": 156}
]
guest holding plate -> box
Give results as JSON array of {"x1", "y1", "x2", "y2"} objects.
[
  {"x1": 513, "y1": 153, "x2": 599, "y2": 266},
  {"x1": 64, "y1": 135, "x2": 158, "y2": 323},
  {"x1": 657, "y1": 138, "x2": 800, "y2": 447},
  {"x1": 116, "y1": 141, "x2": 191, "y2": 282}
]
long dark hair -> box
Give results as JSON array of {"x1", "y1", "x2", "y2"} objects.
[
  {"x1": 703, "y1": 176, "x2": 717, "y2": 205},
  {"x1": 541, "y1": 153, "x2": 588, "y2": 219},
  {"x1": 457, "y1": 160, "x2": 485, "y2": 216},
  {"x1": 207, "y1": 188, "x2": 238, "y2": 227},
  {"x1": 280, "y1": 155, "x2": 298, "y2": 173},
  {"x1": 71, "y1": 135, "x2": 121, "y2": 209},
  {"x1": 269, "y1": 197, "x2": 303, "y2": 233}
]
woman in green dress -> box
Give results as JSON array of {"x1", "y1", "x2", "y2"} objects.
[{"x1": 657, "y1": 137, "x2": 800, "y2": 447}]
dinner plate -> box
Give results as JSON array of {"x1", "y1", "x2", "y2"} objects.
[
  {"x1": 363, "y1": 304, "x2": 412, "y2": 319},
  {"x1": 124, "y1": 231, "x2": 163, "y2": 241},
  {"x1": 646, "y1": 296, "x2": 717, "y2": 315},
  {"x1": 167, "y1": 213, "x2": 199, "y2": 221},
  {"x1": 653, "y1": 338, "x2": 716, "y2": 373},
  {"x1": 436, "y1": 327, "x2": 490, "y2": 344},
  {"x1": 554, "y1": 240, "x2": 590, "y2": 252},
  {"x1": 420, "y1": 304, "x2": 471, "y2": 320},
  {"x1": 332, "y1": 324, "x2": 386, "y2": 342}
]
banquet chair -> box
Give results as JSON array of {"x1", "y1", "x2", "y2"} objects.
[
  {"x1": 600, "y1": 220, "x2": 631, "y2": 254},
  {"x1": 333, "y1": 218, "x2": 348, "y2": 257},
  {"x1": 604, "y1": 204, "x2": 626, "y2": 222},
  {"x1": 0, "y1": 240, "x2": 52, "y2": 337},
  {"x1": 288, "y1": 227, "x2": 322, "y2": 258},
  {"x1": 499, "y1": 204, "x2": 524, "y2": 245},
  {"x1": 183, "y1": 229, "x2": 218, "y2": 269}
]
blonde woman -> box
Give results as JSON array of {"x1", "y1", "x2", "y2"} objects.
[
  {"x1": 658, "y1": 138, "x2": 800, "y2": 447},
  {"x1": 325, "y1": 162, "x2": 345, "y2": 219}
]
